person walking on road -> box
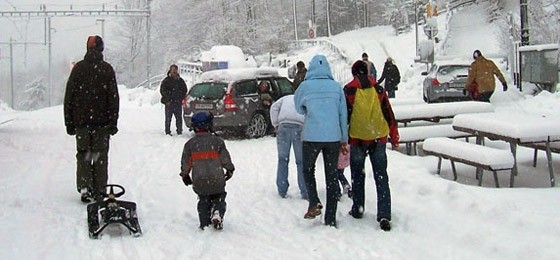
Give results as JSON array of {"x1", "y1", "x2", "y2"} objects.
[
  {"x1": 465, "y1": 49, "x2": 507, "y2": 102},
  {"x1": 64, "y1": 35, "x2": 119, "y2": 203}
]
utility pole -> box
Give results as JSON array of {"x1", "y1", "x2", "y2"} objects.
[
  {"x1": 96, "y1": 18, "x2": 105, "y2": 39},
  {"x1": 415, "y1": 0, "x2": 419, "y2": 57},
  {"x1": 293, "y1": 0, "x2": 298, "y2": 41},
  {"x1": 326, "y1": 0, "x2": 332, "y2": 37},
  {"x1": 47, "y1": 17, "x2": 52, "y2": 106},
  {"x1": 311, "y1": 0, "x2": 316, "y2": 25},
  {"x1": 520, "y1": 0, "x2": 529, "y2": 46},
  {"x1": 146, "y1": 0, "x2": 152, "y2": 89},
  {"x1": 10, "y1": 38, "x2": 14, "y2": 108}
]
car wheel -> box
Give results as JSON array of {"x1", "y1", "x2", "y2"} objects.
[{"x1": 245, "y1": 113, "x2": 267, "y2": 138}]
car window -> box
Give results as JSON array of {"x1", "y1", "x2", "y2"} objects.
[
  {"x1": 438, "y1": 66, "x2": 469, "y2": 77},
  {"x1": 189, "y1": 82, "x2": 227, "y2": 99},
  {"x1": 274, "y1": 78, "x2": 294, "y2": 97},
  {"x1": 235, "y1": 80, "x2": 258, "y2": 97}
]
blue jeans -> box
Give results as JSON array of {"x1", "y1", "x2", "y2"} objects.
[
  {"x1": 276, "y1": 123, "x2": 307, "y2": 197},
  {"x1": 302, "y1": 141, "x2": 340, "y2": 225},
  {"x1": 350, "y1": 142, "x2": 391, "y2": 221}
]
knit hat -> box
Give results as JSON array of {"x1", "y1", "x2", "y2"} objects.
[
  {"x1": 352, "y1": 60, "x2": 368, "y2": 76},
  {"x1": 87, "y1": 35, "x2": 104, "y2": 52}
]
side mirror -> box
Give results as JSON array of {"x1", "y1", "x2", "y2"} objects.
[{"x1": 421, "y1": 71, "x2": 428, "y2": 76}]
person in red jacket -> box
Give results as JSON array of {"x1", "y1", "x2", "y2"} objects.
[{"x1": 343, "y1": 60, "x2": 399, "y2": 231}]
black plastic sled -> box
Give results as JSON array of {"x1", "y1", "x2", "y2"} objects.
[{"x1": 87, "y1": 184, "x2": 142, "y2": 239}]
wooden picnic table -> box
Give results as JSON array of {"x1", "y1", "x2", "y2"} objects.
[
  {"x1": 453, "y1": 112, "x2": 560, "y2": 187},
  {"x1": 393, "y1": 101, "x2": 494, "y2": 126}
]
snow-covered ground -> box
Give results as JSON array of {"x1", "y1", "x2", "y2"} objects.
[{"x1": 2, "y1": 3, "x2": 560, "y2": 259}]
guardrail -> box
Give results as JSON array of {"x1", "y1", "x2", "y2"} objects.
[{"x1": 448, "y1": 0, "x2": 477, "y2": 10}]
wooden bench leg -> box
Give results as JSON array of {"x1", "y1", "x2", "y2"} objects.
[
  {"x1": 413, "y1": 142, "x2": 418, "y2": 156},
  {"x1": 478, "y1": 168, "x2": 484, "y2": 186},
  {"x1": 436, "y1": 157, "x2": 442, "y2": 175},
  {"x1": 450, "y1": 161, "x2": 458, "y2": 181},
  {"x1": 533, "y1": 148, "x2": 538, "y2": 167},
  {"x1": 546, "y1": 140, "x2": 555, "y2": 187},
  {"x1": 492, "y1": 170, "x2": 499, "y2": 188},
  {"x1": 406, "y1": 143, "x2": 412, "y2": 155},
  {"x1": 509, "y1": 169, "x2": 515, "y2": 188}
]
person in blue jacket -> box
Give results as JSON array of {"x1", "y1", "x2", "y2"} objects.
[{"x1": 294, "y1": 54, "x2": 348, "y2": 228}]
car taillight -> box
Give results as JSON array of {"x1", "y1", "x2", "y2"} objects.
[
  {"x1": 224, "y1": 94, "x2": 237, "y2": 111},
  {"x1": 431, "y1": 78, "x2": 440, "y2": 87}
]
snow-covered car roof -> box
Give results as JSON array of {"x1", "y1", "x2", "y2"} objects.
[{"x1": 199, "y1": 68, "x2": 280, "y2": 83}]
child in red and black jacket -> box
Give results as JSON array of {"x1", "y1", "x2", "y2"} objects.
[
  {"x1": 180, "y1": 111, "x2": 235, "y2": 230},
  {"x1": 343, "y1": 60, "x2": 399, "y2": 232}
]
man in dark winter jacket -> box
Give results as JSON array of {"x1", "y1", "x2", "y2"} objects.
[
  {"x1": 377, "y1": 57, "x2": 401, "y2": 98},
  {"x1": 160, "y1": 64, "x2": 188, "y2": 135},
  {"x1": 180, "y1": 111, "x2": 235, "y2": 230},
  {"x1": 292, "y1": 61, "x2": 307, "y2": 91},
  {"x1": 64, "y1": 35, "x2": 119, "y2": 203}
]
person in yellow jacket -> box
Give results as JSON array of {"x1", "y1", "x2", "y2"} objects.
[{"x1": 465, "y1": 50, "x2": 508, "y2": 102}]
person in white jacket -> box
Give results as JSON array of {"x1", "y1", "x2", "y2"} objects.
[{"x1": 270, "y1": 95, "x2": 307, "y2": 200}]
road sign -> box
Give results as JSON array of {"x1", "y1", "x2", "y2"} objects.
[{"x1": 308, "y1": 28, "x2": 315, "y2": 39}]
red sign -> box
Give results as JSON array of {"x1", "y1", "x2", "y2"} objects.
[{"x1": 308, "y1": 28, "x2": 315, "y2": 39}]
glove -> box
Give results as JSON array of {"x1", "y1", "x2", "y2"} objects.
[
  {"x1": 66, "y1": 126, "x2": 76, "y2": 136},
  {"x1": 108, "y1": 126, "x2": 118, "y2": 136},
  {"x1": 502, "y1": 82, "x2": 508, "y2": 91},
  {"x1": 225, "y1": 170, "x2": 233, "y2": 181},
  {"x1": 180, "y1": 173, "x2": 193, "y2": 186}
]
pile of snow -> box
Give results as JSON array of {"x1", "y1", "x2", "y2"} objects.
[{"x1": 200, "y1": 45, "x2": 257, "y2": 69}]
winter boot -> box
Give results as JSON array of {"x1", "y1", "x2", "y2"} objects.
[
  {"x1": 80, "y1": 188, "x2": 93, "y2": 203},
  {"x1": 380, "y1": 218, "x2": 391, "y2": 231},
  {"x1": 211, "y1": 211, "x2": 223, "y2": 230},
  {"x1": 304, "y1": 203, "x2": 323, "y2": 219}
]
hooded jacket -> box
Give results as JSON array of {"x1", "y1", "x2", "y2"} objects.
[
  {"x1": 64, "y1": 50, "x2": 119, "y2": 130},
  {"x1": 466, "y1": 55, "x2": 506, "y2": 93},
  {"x1": 294, "y1": 55, "x2": 348, "y2": 143},
  {"x1": 269, "y1": 94, "x2": 305, "y2": 127},
  {"x1": 181, "y1": 132, "x2": 235, "y2": 195}
]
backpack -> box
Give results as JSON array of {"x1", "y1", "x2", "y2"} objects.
[{"x1": 349, "y1": 87, "x2": 389, "y2": 140}]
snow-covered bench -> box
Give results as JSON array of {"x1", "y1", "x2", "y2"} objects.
[
  {"x1": 520, "y1": 142, "x2": 560, "y2": 167},
  {"x1": 398, "y1": 124, "x2": 473, "y2": 155},
  {"x1": 422, "y1": 137, "x2": 515, "y2": 188},
  {"x1": 393, "y1": 101, "x2": 494, "y2": 127}
]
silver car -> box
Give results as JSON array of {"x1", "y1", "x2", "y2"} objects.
[
  {"x1": 183, "y1": 68, "x2": 294, "y2": 138},
  {"x1": 422, "y1": 62, "x2": 471, "y2": 103}
]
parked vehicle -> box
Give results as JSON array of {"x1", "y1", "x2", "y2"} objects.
[
  {"x1": 183, "y1": 68, "x2": 294, "y2": 138},
  {"x1": 422, "y1": 62, "x2": 471, "y2": 103}
]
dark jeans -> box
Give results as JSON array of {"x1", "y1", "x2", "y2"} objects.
[
  {"x1": 387, "y1": 89, "x2": 396, "y2": 98},
  {"x1": 302, "y1": 141, "x2": 340, "y2": 225},
  {"x1": 165, "y1": 102, "x2": 183, "y2": 134},
  {"x1": 337, "y1": 168, "x2": 350, "y2": 193},
  {"x1": 75, "y1": 127, "x2": 110, "y2": 200},
  {"x1": 197, "y1": 192, "x2": 227, "y2": 228},
  {"x1": 350, "y1": 142, "x2": 391, "y2": 221}
]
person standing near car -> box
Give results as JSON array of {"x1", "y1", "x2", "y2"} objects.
[
  {"x1": 64, "y1": 35, "x2": 119, "y2": 203},
  {"x1": 270, "y1": 94, "x2": 307, "y2": 200},
  {"x1": 377, "y1": 57, "x2": 401, "y2": 98},
  {"x1": 292, "y1": 61, "x2": 307, "y2": 91},
  {"x1": 344, "y1": 60, "x2": 399, "y2": 232},
  {"x1": 294, "y1": 54, "x2": 348, "y2": 227},
  {"x1": 465, "y1": 50, "x2": 507, "y2": 102},
  {"x1": 160, "y1": 64, "x2": 188, "y2": 135}
]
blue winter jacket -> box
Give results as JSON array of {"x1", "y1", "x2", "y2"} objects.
[{"x1": 294, "y1": 55, "x2": 348, "y2": 143}]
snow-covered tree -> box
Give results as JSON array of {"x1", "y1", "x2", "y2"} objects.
[{"x1": 19, "y1": 76, "x2": 47, "y2": 111}]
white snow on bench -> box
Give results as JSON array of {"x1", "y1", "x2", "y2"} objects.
[
  {"x1": 423, "y1": 137, "x2": 514, "y2": 170},
  {"x1": 393, "y1": 101, "x2": 494, "y2": 122},
  {"x1": 399, "y1": 124, "x2": 471, "y2": 143}
]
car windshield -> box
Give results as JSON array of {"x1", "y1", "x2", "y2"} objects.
[{"x1": 189, "y1": 82, "x2": 227, "y2": 99}]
